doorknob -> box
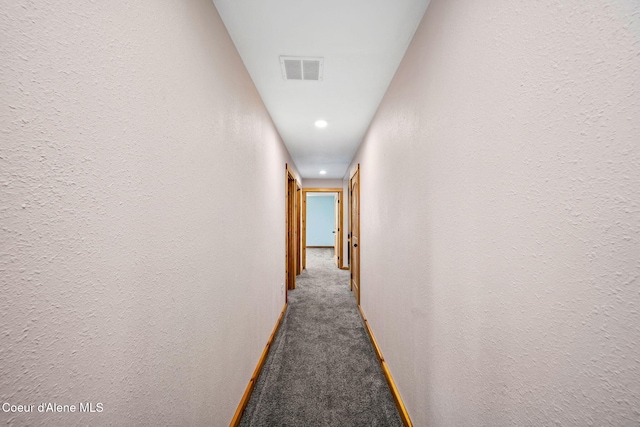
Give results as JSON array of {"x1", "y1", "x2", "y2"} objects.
[{"x1": 353, "y1": 244, "x2": 358, "y2": 247}]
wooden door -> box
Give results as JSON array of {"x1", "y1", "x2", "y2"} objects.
[
  {"x1": 285, "y1": 166, "x2": 297, "y2": 293},
  {"x1": 296, "y1": 184, "x2": 302, "y2": 275},
  {"x1": 302, "y1": 192, "x2": 306, "y2": 271},
  {"x1": 350, "y1": 165, "x2": 360, "y2": 304},
  {"x1": 334, "y1": 194, "x2": 340, "y2": 267}
]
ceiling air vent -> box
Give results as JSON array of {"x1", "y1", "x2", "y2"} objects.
[{"x1": 280, "y1": 56, "x2": 324, "y2": 81}]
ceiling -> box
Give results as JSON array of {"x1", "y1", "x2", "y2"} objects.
[{"x1": 212, "y1": 0, "x2": 431, "y2": 179}]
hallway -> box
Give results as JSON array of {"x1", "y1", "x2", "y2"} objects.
[
  {"x1": 240, "y1": 249, "x2": 401, "y2": 426},
  {"x1": 2, "y1": 0, "x2": 640, "y2": 426}
]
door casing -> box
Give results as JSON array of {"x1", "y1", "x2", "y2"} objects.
[
  {"x1": 349, "y1": 165, "x2": 360, "y2": 305},
  {"x1": 296, "y1": 183, "x2": 302, "y2": 275},
  {"x1": 302, "y1": 188, "x2": 344, "y2": 270},
  {"x1": 285, "y1": 165, "x2": 299, "y2": 297}
]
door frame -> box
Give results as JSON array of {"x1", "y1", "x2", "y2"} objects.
[
  {"x1": 296, "y1": 182, "x2": 302, "y2": 275},
  {"x1": 285, "y1": 165, "x2": 299, "y2": 298},
  {"x1": 301, "y1": 188, "x2": 344, "y2": 270},
  {"x1": 349, "y1": 164, "x2": 360, "y2": 304}
]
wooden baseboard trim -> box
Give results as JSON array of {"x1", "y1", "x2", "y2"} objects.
[
  {"x1": 358, "y1": 305, "x2": 413, "y2": 427},
  {"x1": 230, "y1": 303, "x2": 288, "y2": 427},
  {"x1": 340, "y1": 266, "x2": 349, "y2": 270},
  {"x1": 306, "y1": 246, "x2": 334, "y2": 248}
]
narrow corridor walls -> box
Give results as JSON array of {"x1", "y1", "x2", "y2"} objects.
[
  {"x1": 347, "y1": 0, "x2": 640, "y2": 425},
  {"x1": 0, "y1": 0, "x2": 298, "y2": 424}
]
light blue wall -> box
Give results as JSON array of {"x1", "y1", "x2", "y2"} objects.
[{"x1": 306, "y1": 195, "x2": 335, "y2": 246}]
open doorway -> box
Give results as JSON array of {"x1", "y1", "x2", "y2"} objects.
[{"x1": 302, "y1": 188, "x2": 344, "y2": 271}]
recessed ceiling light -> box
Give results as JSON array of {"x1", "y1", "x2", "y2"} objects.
[
  {"x1": 319, "y1": 170, "x2": 327, "y2": 175},
  {"x1": 315, "y1": 120, "x2": 328, "y2": 128}
]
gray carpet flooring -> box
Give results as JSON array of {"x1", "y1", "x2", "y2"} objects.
[{"x1": 239, "y1": 248, "x2": 403, "y2": 426}]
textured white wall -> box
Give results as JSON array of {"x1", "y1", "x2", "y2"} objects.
[
  {"x1": 348, "y1": 0, "x2": 640, "y2": 425},
  {"x1": 0, "y1": 0, "x2": 297, "y2": 425}
]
